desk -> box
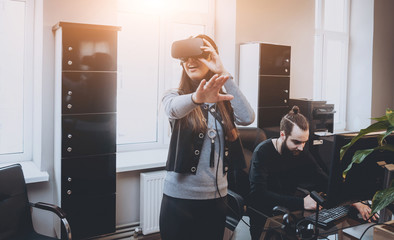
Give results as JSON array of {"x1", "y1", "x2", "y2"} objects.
[{"x1": 260, "y1": 210, "x2": 368, "y2": 240}]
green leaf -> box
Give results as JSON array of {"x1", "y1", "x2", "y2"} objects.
[
  {"x1": 387, "y1": 108, "x2": 394, "y2": 126},
  {"x1": 371, "y1": 186, "x2": 394, "y2": 214},
  {"x1": 342, "y1": 145, "x2": 394, "y2": 179},
  {"x1": 340, "y1": 120, "x2": 390, "y2": 160},
  {"x1": 342, "y1": 148, "x2": 375, "y2": 178},
  {"x1": 371, "y1": 116, "x2": 388, "y2": 122},
  {"x1": 377, "y1": 126, "x2": 394, "y2": 146}
]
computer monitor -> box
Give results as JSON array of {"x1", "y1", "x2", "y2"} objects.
[{"x1": 324, "y1": 132, "x2": 394, "y2": 208}]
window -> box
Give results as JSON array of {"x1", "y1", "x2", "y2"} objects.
[
  {"x1": 0, "y1": 0, "x2": 34, "y2": 163},
  {"x1": 116, "y1": 0, "x2": 214, "y2": 151},
  {"x1": 314, "y1": 0, "x2": 350, "y2": 131}
]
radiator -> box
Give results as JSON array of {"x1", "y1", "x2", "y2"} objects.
[{"x1": 140, "y1": 170, "x2": 166, "y2": 235}]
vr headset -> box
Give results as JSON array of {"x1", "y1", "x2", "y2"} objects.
[{"x1": 171, "y1": 38, "x2": 210, "y2": 60}]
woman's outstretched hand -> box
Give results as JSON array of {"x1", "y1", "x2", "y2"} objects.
[{"x1": 192, "y1": 74, "x2": 234, "y2": 104}]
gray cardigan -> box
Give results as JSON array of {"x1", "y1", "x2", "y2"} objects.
[{"x1": 162, "y1": 77, "x2": 254, "y2": 200}]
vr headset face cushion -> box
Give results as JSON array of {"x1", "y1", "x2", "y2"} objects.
[{"x1": 171, "y1": 38, "x2": 209, "y2": 59}]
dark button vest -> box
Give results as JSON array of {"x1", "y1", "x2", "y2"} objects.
[{"x1": 165, "y1": 101, "x2": 246, "y2": 174}]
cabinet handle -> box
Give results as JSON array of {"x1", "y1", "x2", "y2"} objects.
[
  {"x1": 284, "y1": 90, "x2": 289, "y2": 93},
  {"x1": 67, "y1": 134, "x2": 72, "y2": 139},
  {"x1": 67, "y1": 60, "x2": 72, "y2": 66},
  {"x1": 284, "y1": 99, "x2": 287, "y2": 103},
  {"x1": 67, "y1": 190, "x2": 72, "y2": 195},
  {"x1": 285, "y1": 69, "x2": 288, "y2": 73},
  {"x1": 67, "y1": 177, "x2": 72, "y2": 182},
  {"x1": 67, "y1": 104, "x2": 72, "y2": 109},
  {"x1": 285, "y1": 59, "x2": 289, "y2": 63},
  {"x1": 67, "y1": 90, "x2": 72, "y2": 96},
  {"x1": 68, "y1": 46, "x2": 73, "y2": 51},
  {"x1": 67, "y1": 147, "x2": 72, "y2": 152}
]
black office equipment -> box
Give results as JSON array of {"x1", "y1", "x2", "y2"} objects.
[
  {"x1": 305, "y1": 205, "x2": 351, "y2": 228},
  {"x1": 322, "y1": 132, "x2": 394, "y2": 208},
  {"x1": 0, "y1": 164, "x2": 72, "y2": 240},
  {"x1": 288, "y1": 99, "x2": 335, "y2": 135},
  {"x1": 53, "y1": 22, "x2": 120, "y2": 239}
]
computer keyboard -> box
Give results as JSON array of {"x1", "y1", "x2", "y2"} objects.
[{"x1": 305, "y1": 205, "x2": 351, "y2": 228}]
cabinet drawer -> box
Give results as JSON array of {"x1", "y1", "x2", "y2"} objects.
[
  {"x1": 260, "y1": 44, "x2": 291, "y2": 76},
  {"x1": 62, "y1": 27, "x2": 118, "y2": 71},
  {"x1": 61, "y1": 154, "x2": 116, "y2": 196},
  {"x1": 62, "y1": 72, "x2": 116, "y2": 114},
  {"x1": 62, "y1": 114, "x2": 116, "y2": 157},
  {"x1": 61, "y1": 193, "x2": 116, "y2": 239},
  {"x1": 258, "y1": 106, "x2": 290, "y2": 128},
  {"x1": 259, "y1": 76, "x2": 289, "y2": 107}
]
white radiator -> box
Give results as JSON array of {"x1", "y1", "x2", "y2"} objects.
[{"x1": 140, "y1": 170, "x2": 166, "y2": 235}]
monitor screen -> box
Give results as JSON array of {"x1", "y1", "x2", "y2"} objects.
[{"x1": 324, "y1": 132, "x2": 394, "y2": 208}]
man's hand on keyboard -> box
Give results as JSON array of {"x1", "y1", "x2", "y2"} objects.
[{"x1": 351, "y1": 202, "x2": 378, "y2": 222}]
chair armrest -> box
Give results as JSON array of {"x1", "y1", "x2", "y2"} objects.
[
  {"x1": 30, "y1": 202, "x2": 72, "y2": 240},
  {"x1": 228, "y1": 189, "x2": 246, "y2": 218},
  {"x1": 32, "y1": 202, "x2": 66, "y2": 218}
]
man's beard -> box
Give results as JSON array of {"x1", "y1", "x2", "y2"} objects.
[{"x1": 281, "y1": 136, "x2": 301, "y2": 157}]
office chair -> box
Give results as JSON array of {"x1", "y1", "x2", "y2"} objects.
[
  {"x1": 0, "y1": 164, "x2": 72, "y2": 240},
  {"x1": 226, "y1": 127, "x2": 267, "y2": 232}
]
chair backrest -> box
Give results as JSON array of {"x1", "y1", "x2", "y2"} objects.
[
  {"x1": 238, "y1": 127, "x2": 267, "y2": 175},
  {"x1": 0, "y1": 164, "x2": 34, "y2": 239},
  {"x1": 228, "y1": 127, "x2": 267, "y2": 198}
]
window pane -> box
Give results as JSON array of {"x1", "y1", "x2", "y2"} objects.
[
  {"x1": 167, "y1": 23, "x2": 206, "y2": 89},
  {"x1": 0, "y1": 0, "x2": 25, "y2": 155},
  {"x1": 117, "y1": 13, "x2": 160, "y2": 144},
  {"x1": 322, "y1": 37, "x2": 346, "y2": 128},
  {"x1": 324, "y1": 0, "x2": 346, "y2": 32}
]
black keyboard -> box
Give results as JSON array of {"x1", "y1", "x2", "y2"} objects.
[{"x1": 305, "y1": 205, "x2": 351, "y2": 228}]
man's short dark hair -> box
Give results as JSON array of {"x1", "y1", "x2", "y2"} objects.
[{"x1": 280, "y1": 105, "x2": 309, "y2": 136}]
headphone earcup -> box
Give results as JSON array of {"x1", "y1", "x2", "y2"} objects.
[
  {"x1": 296, "y1": 220, "x2": 315, "y2": 239},
  {"x1": 282, "y1": 213, "x2": 297, "y2": 235}
]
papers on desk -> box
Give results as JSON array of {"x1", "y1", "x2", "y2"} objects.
[{"x1": 342, "y1": 222, "x2": 374, "y2": 240}]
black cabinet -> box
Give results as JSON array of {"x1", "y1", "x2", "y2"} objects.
[
  {"x1": 239, "y1": 43, "x2": 290, "y2": 137},
  {"x1": 53, "y1": 22, "x2": 120, "y2": 239},
  {"x1": 259, "y1": 44, "x2": 291, "y2": 76}
]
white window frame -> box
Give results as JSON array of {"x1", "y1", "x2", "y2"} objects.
[
  {"x1": 313, "y1": 0, "x2": 350, "y2": 131},
  {"x1": 0, "y1": 0, "x2": 41, "y2": 164},
  {"x1": 116, "y1": 0, "x2": 215, "y2": 152}
]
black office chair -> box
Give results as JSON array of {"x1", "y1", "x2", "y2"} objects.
[
  {"x1": 226, "y1": 127, "x2": 267, "y2": 232},
  {"x1": 0, "y1": 164, "x2": 72, "y2": 240}
]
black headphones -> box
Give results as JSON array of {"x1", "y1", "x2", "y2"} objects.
[{"x1": 272, "y1": 206, "x2": 316, "y2": 239}]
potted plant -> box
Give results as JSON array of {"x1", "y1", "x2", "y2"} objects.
[{"x1": 340, "y1": 108, "x2": 394, "y2": 214}]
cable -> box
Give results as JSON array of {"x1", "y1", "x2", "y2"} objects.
[
  {"x1": 211, "y1": 106, "x2": 251, "y2": 229},
  {"x1": 211, "y1": 106, "x2": 283, "y2": 234}
]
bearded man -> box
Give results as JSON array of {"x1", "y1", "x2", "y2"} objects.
[{"x1": 247, "y1": 106, "x2": 373, "y2": 240}]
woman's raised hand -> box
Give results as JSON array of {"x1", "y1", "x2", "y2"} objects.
[
  {"x1": 192, "y1": 74, "x2": 234, "y2": 104},
  {"x1": 198, "y1": 39, "x2": 229, "y2": 76}
]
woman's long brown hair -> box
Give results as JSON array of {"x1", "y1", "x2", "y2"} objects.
[{"x1": 177, "y1": 35, "x2": 238, "y2": 141}]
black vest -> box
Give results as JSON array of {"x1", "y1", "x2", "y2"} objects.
[{"x1": 165, "y1": 101, "x2": 246, "y2": 174}]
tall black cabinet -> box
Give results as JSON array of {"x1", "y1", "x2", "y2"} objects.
[
  {"x1": 53, "y1": 22, "x2": 120, "y2": 239},
  {"x1": 239, "y1": 43, "x2": 290, "y2": 137}
]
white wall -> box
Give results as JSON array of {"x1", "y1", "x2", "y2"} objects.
[
  {"x1": 346, "y1": 0, "x2": 374, "y2": 131},
  {"x1": 234, "y1": 0, "x2": 315, "y2": 99},
  {"x1": 215, "y1": 0, "x2": 237, "y2": 78},
  {"x1": 372, "y1": 0, "x2": 394, "y2": 117}
]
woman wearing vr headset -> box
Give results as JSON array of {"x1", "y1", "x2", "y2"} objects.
[{"x1": 160, "y1": 34, "x2": 254, "y2": 240}]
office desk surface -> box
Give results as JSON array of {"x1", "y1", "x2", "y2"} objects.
[{"x1": 262, "y1": 210, "x2": 370, "y2": 240}]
